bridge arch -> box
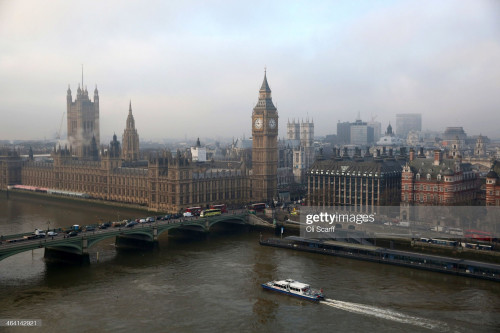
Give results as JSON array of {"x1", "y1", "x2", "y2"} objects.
[
  {"x1": 86, "y1": 230, "x2": 155, "y2": 248},
  {"x1": 157, "y1": 221, "x2": 208, "y2": 237},
  {"x1": 0, "y1": 246, "x2": 44, "y2": 263},
  {"x1": 206, "y1": 216, "x2": 247, "y2": 231},
  {"x1": 0, "y1": 213, "x2": 249, "y2": 263},
  {"x1": 0, "y1": 240, "x2": 83, "y2": 262}
]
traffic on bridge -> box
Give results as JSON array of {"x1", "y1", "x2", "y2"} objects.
[{"x1": 0, "y1": 208, "x2": 254, "y2": 263}]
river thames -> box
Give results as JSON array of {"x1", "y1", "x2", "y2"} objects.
[{"x1": 1, "y1": 193, "x2": 499, "y2": 332}]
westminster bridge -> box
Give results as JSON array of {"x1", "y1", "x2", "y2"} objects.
[{"x1": 0, "y1": 210, "x2": 269, "y2": 264}]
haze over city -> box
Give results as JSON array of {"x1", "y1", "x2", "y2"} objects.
[{"x1": 1, "y1": 0, "x2": 499, "y2": 141}]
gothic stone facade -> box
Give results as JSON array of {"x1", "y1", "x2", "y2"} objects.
[
  {"x1": 67, "y1": 85, "x2": 100, "y2": 159},
  {"x1": 19, "y1": 143, "x2": 249, "y2": 212},
  {"x1": 251, "y1": 72, "x2": 278, "y2": 203},
  {"x1": 0, "y1": 149, "x2": 22, "y2": 189},
  {"x1": 122, "y1": 101, "x2": 140, "y2": 162},
  {"x1": 1, "y1": 73, "x2": 282, "y2": 212},
  {"x1": 286, "y1": 118, "x2": 315, "y2": 184}
]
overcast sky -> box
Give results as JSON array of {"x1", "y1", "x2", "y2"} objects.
[{"x1": 1, "y1": 0, "x2": 499, "y2": 142}]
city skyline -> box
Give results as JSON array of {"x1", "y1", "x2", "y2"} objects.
[{"x1": 1, "y1": 0, "x2": 499, "y2": 141}]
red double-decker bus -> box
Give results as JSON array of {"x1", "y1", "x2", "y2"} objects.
[
  {"x1": 250, "y1": 203, "x2": 266, "y2": 212},
  {"x1": 185, "y1": 207, "x2": 202, "y2": 216},
  {"x1": 464, "y1": 229, "x2": 493, "y2": 242},
  {"x1": 210, "y1": 204, "x2": 227, "y2": 213}
]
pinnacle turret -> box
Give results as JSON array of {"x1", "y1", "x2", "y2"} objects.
[
  {"x1": 255, "y1": 70, "x2": 275, "y2": 109},
  {"x1": 386, "y1": 123, "x2": 393, "y2": 136},
  {"x1": 126, "y1": 101, "x2": 135, "y2": 129},
  {"x1": 122, "y1": 101, "x2": 139, "y2": 161},
  {"x1": 260, "y1": 70, "x2": 271, "y2": 93}
]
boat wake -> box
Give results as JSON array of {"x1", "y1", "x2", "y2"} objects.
[{"x1": 320, "y1": 298, "x2": 449, "y2": 331}]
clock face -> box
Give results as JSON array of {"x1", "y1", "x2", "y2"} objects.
[
  {"x1": 254, "y1": 118, "x2": 263, "y2": 129},
  {"x1": 268, "y1": 118, "x2": 276, "y2": 129}
]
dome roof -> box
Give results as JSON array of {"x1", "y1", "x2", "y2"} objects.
[
  {"x1": 443, "y1": 168, "x2": 454, "y2": 176},
  {"x1": 376, "y1": 135, "x2": 403, "y2": 146}
]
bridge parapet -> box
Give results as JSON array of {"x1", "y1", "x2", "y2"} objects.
[{"x1": 0, "y1": 212, "x2": 250, "y2": 264}]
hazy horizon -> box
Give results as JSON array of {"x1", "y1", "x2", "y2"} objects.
[{"x1": 1, "y1": 0, "x2": 499, "y2": 141}]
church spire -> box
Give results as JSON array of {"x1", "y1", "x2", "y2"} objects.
[
  {"x1": 126, "y1": 100, "x2": 135, "y2": 129},
  {"x1": 386, "y1": 122, "x2": 393, "y2": 136},
  {"x1": 122, "y1": 100, "x2": 139, "y2": 162}
]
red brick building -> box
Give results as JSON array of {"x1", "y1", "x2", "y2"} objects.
[
  {"x1": 401, "y1": 148, "x2": 480, "y2": 206},
  {"x1": 485, "y1": 163, "x2": 500, "y2": 206}
]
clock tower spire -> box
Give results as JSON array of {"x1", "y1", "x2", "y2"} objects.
[{"x1": 251, "y1": 70, "x2": 278, "y2": 203}]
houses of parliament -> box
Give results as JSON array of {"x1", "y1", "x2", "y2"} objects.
[{"x1": 0, "y1": 73, "x2": 279, "y2": 212}]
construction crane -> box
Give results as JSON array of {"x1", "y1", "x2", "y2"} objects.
[{"x1": 56, "y1": 112, "x2": 65, "y2": 145}]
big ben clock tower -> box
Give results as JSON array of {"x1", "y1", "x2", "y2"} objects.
[{"x1": 252, "y1": 70, "x2": 278, "y2": 203}]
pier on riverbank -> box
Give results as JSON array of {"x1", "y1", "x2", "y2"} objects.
[{"x1": 260, "y1": 236, "x2": 500, "y2": 282}]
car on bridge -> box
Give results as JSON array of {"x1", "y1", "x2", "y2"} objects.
[
  {"x1": 112, "y1": 221, "x2": 127, "y2": 227},
  {"x1": 126, "y1": 221, "x2": 138, "y2": 228},
  {"x1": 34, "y1": 229, "x2": 46, "y2": 238},
  {"x1": 67, "y1": 231, "x2": 78, "y2": 237},
  {"x1": 99, "y1": 222, "x2": 111, "y2": 229},
  {"x1": 47, "y1": 231, "x2": 58, "y2": 236}
]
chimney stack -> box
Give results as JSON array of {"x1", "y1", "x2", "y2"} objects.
[
  {"x1": 343, "y1": 147, "x2": 349, "y2": 158},
  {"x1": 433, "y1": 149, "x2": 442, "y2": 166},
  {"x1": 418, "y1": 147, "x2": 425, "y2": 158},
  {"x1": 331, "y1": 147, "x2": 337, "y2": 158},
  {"x1": 409, "y1": 148, "x2": 415, "y2": 161}
]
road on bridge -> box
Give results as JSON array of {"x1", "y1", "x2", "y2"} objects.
[{"x1": 0, "y1": 209, "x2": 250, "y2": 252}]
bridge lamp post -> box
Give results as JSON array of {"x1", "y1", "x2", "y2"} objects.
[{"x1": 272, "y1": 199, "x2": 276, "y2": 226}]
